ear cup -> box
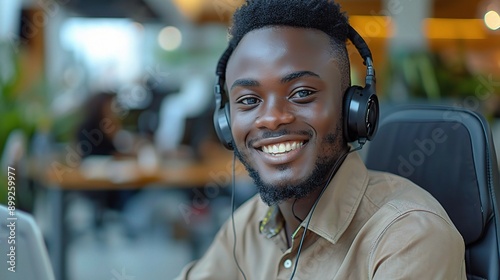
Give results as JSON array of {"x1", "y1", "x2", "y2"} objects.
[
  {"x1": 213, "y1": 46, "x2": 235, "y2": 150},
  {"x1": 343, "y1": 85, "x2": 379, "y2": 143},
  {"x1": 213, "y1": 101, "x2": 234, "y2": 150}
]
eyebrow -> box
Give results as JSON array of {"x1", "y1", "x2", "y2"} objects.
[
  {"x1": 230, "y1": 70, "x2": 321, "y2": 91},
  {"x1": 230, "y1": 79, "x2": 260, "y2": 91},
  {"x1": 281, "y1": 71, "x2": 321, "y2": 84}
]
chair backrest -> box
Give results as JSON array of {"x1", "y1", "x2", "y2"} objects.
[
  {"x1": 0, "y1": 205, "x2": 55, "y2": 280},
  {"x1": 364, "y1": 105, "x2": 500, "y2": 280}
]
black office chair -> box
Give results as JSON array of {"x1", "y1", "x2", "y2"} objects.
[{"x1": 364, "y1": 105, "x2": 500, "y2": 280}]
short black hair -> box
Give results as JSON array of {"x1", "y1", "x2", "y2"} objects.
[{"x1": 229, "y1": 0, "x2": 351, "y2": 90}]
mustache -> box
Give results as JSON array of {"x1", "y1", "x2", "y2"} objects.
[{"x1": 248, "y1": 129, "x2": 313, "y2": 147}]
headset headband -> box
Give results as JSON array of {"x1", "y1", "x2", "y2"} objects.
[{"x1": 215, "y1": 25, "x2": 374, "y2": 90}]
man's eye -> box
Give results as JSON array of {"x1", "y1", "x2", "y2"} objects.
[
  {"x1": 238, "y1": 97, "x2": 260, "y2": 105},
  {"x1": 291, "y1": 89, "x2": 315, "y2": 99}
]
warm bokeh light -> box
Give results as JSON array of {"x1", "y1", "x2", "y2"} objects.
[
  {"x1": 484, "y1": 10, "x2": 500, "y2": 30},
  {"x1": 349, "y1": 16, "x2": 394, "y2": 38},
  {"x1": 172, "y1": 0, "x2": 205, "y2": 19},
  {"x1": 157, "y1": 26, "x2": 182, "y2": 51},
  {"x1": 349, "y1": 16, "x2": 489, "y2": 40},
  {"x1": 424, "y1": 18, "x2": 487, "y2": 39}
]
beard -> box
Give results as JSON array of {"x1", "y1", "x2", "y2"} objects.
[{"x1": 234, "y1": 124, "x2": 346, "y2": 206}]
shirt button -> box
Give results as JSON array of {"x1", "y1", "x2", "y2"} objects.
[{"x1": 284, "y1": 259, "x2": 293, "y2": 269}]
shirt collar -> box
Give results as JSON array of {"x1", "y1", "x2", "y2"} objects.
[
  {"x1": 258, "y1": 152, "x2": 369, "y2": 243},
  {"x1": 306, "y1": 152, "x2": 369, "y2": 244},
  {"x1": 259, "y1": 204, "x2": 284, "y2": 238}
]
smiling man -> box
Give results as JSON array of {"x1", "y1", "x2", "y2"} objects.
[
  {"x1": 229, "y1": 26, "x2": 348, "y2": 211},
  {"x1": 176, "y1": 0, "x2": 466, "y2": 279}
]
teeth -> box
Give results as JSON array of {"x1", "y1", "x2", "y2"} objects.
[
  {"x1": 279, "y1": 143, "x2": 286, "y2": 153},
  {"x1": 261, "y1": 141, "x2": 304, "y2": 155},
  {"x1": 272, "y1": 145, "x2": 279, "y2": 153}
]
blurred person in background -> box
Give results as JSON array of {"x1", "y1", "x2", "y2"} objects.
[
  {"x1": 74, "y1": 91, "x2": 139, "y2": 226},
  {"x1": 76, "y1": 92, "x2": 122, "y2": 158}
]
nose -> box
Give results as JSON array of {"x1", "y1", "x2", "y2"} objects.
[{"x1": 254, "y1": 98, "x2": 295, "y2": 130}]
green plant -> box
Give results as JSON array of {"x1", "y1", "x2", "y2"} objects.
[
  {"x1": 0, "y1": 40, "x2": 48, "y2": 207},
  {"x1": 382, "y1": 50, "x2": 495, "y2": 105}
]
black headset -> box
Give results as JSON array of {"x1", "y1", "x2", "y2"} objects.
[{"x1": 213, "y1": 25, "x2": 379, "y2": 150}]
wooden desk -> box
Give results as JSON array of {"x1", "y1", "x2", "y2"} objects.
[
  {"x1": 43, "y1": 152, "x2": 248, "y2": 189},
  {"x1": 40, "y1": 153, "x2": 249, "y2": 280}
]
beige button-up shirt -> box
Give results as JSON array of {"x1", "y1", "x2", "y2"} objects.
[{"x1": 176, "y1": 152, "x2": 466, "y2": 279}]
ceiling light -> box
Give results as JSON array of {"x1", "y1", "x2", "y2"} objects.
[
  {"x1": 484, "y1": 10, "x2": 500, "y2": 30},
  {"x1": 158, "y1": 26, "x2": 182, "y2": 51},
  {"x1": 479, "y1": 0, "x2": 500, "y2": 30}
]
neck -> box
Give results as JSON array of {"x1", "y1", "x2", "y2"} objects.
[
  {"x1": 277, "y1": 148, "x2": 350, "y2": 245},
  {"x1": 278, "y1": 186, "x2": 324, "y2": 245}
]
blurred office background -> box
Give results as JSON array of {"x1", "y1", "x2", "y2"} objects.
[{"x1": 0, "y1": 0, "x2": 499, "y2": 279}]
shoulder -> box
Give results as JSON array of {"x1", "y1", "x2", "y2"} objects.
[
  {"x1": 364, "y1": 170, "x2": 453, "y2": 223},
  {"x1": 361, "y1": 170, "x2": 464, "y2": 252},
  {"x1": 359, "y1": 171, "x2": 465, "y2": 273},
  {"x1": 367, "y1": 207, "x2": 465, "y2": 278}
]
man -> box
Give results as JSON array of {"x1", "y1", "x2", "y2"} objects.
[{"x1": 176, "y1": 0, "x2": 466, "y2": 279}]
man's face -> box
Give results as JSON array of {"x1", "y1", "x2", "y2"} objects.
[{"x1": 226, "y1": 27, "x2": 346, "y2": 205}]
